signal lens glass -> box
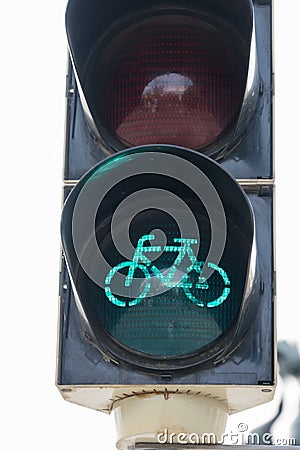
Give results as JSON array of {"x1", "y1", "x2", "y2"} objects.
[
  {"x1": 74, "y1": 148, "x2": 251, "y2": 360},
  {"x1": 86, "y1": 210, "x2": 244, "y2": 358},
  {"x1": 85, "y1": 14, "x2": 247, "y2": 152}
]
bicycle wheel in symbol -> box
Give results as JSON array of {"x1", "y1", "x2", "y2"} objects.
[
  {"x1": 182, "y1": 261, "x2": 230, "y2": 307},
  {"x1": 105, "y1": 261, "x2": 151, "y2": 307}
]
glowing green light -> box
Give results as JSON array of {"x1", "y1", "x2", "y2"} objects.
[
  {"x1": 206, "y1": 262, "x2": 230, "y2": 308},
  {"x1": 196, "y1": 277, "x2": 209, "y2": 289},
  {"x1": 182, "y1": 261, "x2": 230, "y2": 307},
  {"x1": 104, "y1": 234, "x2": 231, "y2": 308},
  {"x1": 105, "y1": 261, "x2": 151, "y2": 307}
]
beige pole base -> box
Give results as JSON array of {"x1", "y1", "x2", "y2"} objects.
[{"x1": 113, "y1": 393, "x2": 228, "y2": 450}]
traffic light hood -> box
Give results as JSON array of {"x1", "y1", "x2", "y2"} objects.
[{"x1": 65, "y1": 0, "x2": 258, "y2": 158}]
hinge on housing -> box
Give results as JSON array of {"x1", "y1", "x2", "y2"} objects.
[
  {"x1": 258, "y1": 184, "x2": 272, "y2": 197},
  {"x1": 272, "y1": 270, "x2": 276, "y2": 297}
]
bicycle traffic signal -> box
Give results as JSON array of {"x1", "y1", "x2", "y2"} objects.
[{"x1": 57, "y1": 0, "x2": 275, "y2": 445}]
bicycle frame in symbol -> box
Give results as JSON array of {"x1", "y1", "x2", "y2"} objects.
[{"x1": 105, "y1": 234, "x2": 230, "y2": 308}]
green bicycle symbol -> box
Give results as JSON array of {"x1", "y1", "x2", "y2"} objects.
[{"x1": 105, "y1": 234, "x2": 230, "y2": 308}]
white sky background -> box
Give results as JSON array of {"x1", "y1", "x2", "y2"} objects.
[{"x1": 1, "y1": 0, "x2": 300, "y2": 448}]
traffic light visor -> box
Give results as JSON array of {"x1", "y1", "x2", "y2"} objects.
[{"x1": 66, "y1": 0, "x2": 256, "y2": 158}]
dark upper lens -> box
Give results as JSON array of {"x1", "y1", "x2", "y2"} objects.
[{"x1": 85, "y1": 14, "x2": 247, "y2": 152}]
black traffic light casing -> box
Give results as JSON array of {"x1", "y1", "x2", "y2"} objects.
[{"x1": 57, "y1": 0, "x2": 275, "y2": 415}]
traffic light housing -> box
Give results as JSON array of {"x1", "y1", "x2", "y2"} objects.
[{"x1": 57, "y1": 0, "x2": 275, "y2": 444}]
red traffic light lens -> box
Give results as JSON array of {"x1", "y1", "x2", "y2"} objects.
[{"x1": 85, "y1": 13, "x2": 247, "y2": 153}]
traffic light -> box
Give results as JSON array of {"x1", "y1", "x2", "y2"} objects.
[{"x1": 57, "y1": 0, "x2": 275, "y2": 446}]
